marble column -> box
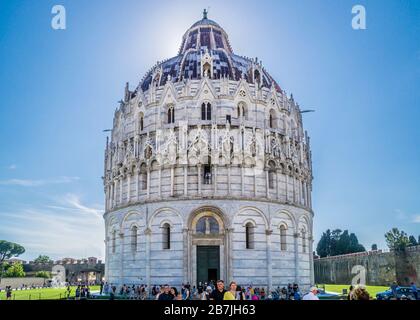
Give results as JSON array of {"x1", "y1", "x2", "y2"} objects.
[
  {"x1": 170, "y1": 166, "x2": 174, "y2": 197},
  {"x1": 127, "y1": 174, "x2": 131, "y2": 203},
  {"x1": 184, "y1": 165, "x2": 188, "y2": 196},
  {"x1": 182, "y1": 228, "x2": 188, "y2": 284},
  {"x1": 266, "y1": 169, "x2": 269, "y2": 198},
  {"x1": 309, "y1": 237, "x2": 314, "y2": 285},
  {"x1": 294, "y1": 232, "x2": 300, "y2": 284},
  {"x1": 227, "y1": 166, "x2": 231, "y2": 195},
  {"x1": 119, "y1": 232, "x2": 124, "y2": 285},
  {"x1": 147, "y1": 170, "x2": 150, "y2": 199},
  {"x1": 213, "y1": 165, "x2": 218, "y2": 194},
  {"x1": 119, "y1": 177, "x2": 123, "y2": 204},
  {"x1": 266, "y1": 229, "x2": 273, "y2": 290},
  {"x1": 136, "y1": 170, "x2": 139, "y2": 201},
  {"x1": 198, "y1": 165, "x2": 202, "y2": 195},
  {"x1": 241, "y1": 166, "x2": 244, "y2": 196},
  {"x1": 145, "y1": 228, "x2": 151, "y2": 290}
]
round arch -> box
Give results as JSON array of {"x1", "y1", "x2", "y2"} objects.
[
  {"x1": 232, "y1": 206, "x2": 269, "y2": 230},
  {"x1": 188, "y1": 205, "x2": 228, "y2": 232},
  {"x1": 147, "y1": 207, "x2": 184, "y2": 229}
]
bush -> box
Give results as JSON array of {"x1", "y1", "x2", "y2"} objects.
[
  {"x1": 4, "y1": 261, "x2": 26, "y2": 278},
  {"x1": 35, "y1": 271, "x2": 51, "y2": 279}
]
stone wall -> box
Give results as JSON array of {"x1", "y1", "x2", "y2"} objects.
[
  {"x1": 314, "y1": 245, "x2": 420, "y2": 286},
  {"x1": 21, "y1": 261, "x2": 104, "y2": 284},
  {"x1": 0, "y1": 277, "x2": 46, "y2": 289}
]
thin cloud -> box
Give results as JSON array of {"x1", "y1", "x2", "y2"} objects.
[
  {"x1": 0, "y1": 193, "x2": 104, "y2": 260},
  {"x1": 8, "y1": 164, "x2": 17, "y2": 170},
  {"x1": 0, "y1": 176, "x2": 80, "y2": 187},
  {"x1": 413, "y1": 215, "x2": 420, "y2": 223}
]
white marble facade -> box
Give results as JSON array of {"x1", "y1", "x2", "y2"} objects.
[{"x1": 103, "y1": 12, "x2": 314, "y2": 291}]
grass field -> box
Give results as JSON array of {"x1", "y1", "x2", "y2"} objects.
[
  {"x1": 0, "y1": 286, "x2": 100, "y2": 300},
  {"x1": 322, "y1": 284, "x2": 389, "y2": 298}
]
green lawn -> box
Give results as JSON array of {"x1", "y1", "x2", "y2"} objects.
[
  {"x1": 0, "y1": 286, "x2": 100, "y2": 300},
  {"x1": 322, "y1": 284, "x2": 389, "y2": 298}
]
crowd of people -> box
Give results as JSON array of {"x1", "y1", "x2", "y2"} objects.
[{"x1": 98, "y1": 280, "x2": 309, "y2": 301}]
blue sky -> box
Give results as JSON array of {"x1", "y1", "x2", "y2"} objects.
[{"x1": 0, "y1": 0, "x2": 419, "y2": 260}]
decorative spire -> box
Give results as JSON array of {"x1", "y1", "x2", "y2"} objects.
[{"x1": 203, "y1": 8, "x2": 208, "y2": 19}]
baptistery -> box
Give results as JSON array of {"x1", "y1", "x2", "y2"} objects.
[{"x1": 103, "y1": 11, "x2": 314, "y2": 290}]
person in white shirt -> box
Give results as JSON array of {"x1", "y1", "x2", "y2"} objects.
[{"x1": 302, "y1": 287, "x2": 319, "y2": 300}]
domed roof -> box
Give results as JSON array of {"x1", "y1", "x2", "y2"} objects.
[
  {"x1": 137, "y1": 11, "x2": 282, "y2": 93},
  {"x1": 190, "y1": 13, "x2": 221, "y2": 29}
]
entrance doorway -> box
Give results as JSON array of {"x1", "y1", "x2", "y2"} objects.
[{"x1": 197, "y1": 246, "x2": 220, "y2": 286}]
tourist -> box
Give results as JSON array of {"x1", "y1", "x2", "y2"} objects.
[
  {"x1": 210, "y1": 280, "x2": 226, "y2": 301},
  {"x1": 182, "y1": 284, "x2": 190, "y2": 300},
  {"x1": 223, "y1": 281, "x2": 238, "y2": 300},
  {"x1": 347, "y1": 285, "x2": 354, "y2": 300},
  {"x1": 66, "y1": 285, "x2": 71, "y2": 299},
  {"x1": 349, "y1": 285, "x2": 370, "y2": 300},
  {"x1": 170, "y1": 287, "x2": 179, "y2": 300},
  {"x1": 260, "y1": 288, "x2": 266, "y2": 300},
  {"x1": 100, "y1": 281, "x2": 104, "y2": 295},
  {"x1": 201, "y1": 286, "x2": 212, "y2": 300},
  {"x1": 191, "y1": 285, "x2": 198, "y2": 299},
  {"x1": 75, "y1": 286, "x2": 81, "y2": 300},
  {"x1": 236, "y1": 285, "x2": 245, "y2": 300},
  {"x1": 293, "y1": 288, "x2": 301, "y2": 300},
  {"x1": 280, "y1": 287, "x2": 287, "y2": 300},
  {"x1": 410, "y1": 282, "x2": 418, "y2": 300},
  {"x1": 158, "y1": 285, "x2": 174, "y2": 300},
  {"x1": 109, "y1": 286, "x2": 116, "y2": 300},
  {"x1": 390, "y1": 281, "x2": 399, "y2": 299},
  {"x1": 302, "y1": 287, "x2": 319, "y2": 300},
  {"x1": 6, "y1": 286, "x2": 12, "y2": 300}
]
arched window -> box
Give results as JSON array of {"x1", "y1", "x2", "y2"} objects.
[
  {"x1": 203, "y1": 62, "x2": 211, "y2": 78},
  {"x1": 245, "y1": 222, "x2": 255, "y2": 249},
  {"x1": 112, "y1": 230, "x2": 116, "y2": 254},
  {"x1": 167, "y1": 105, "x2": 175, "y2": 124},
  {"x1": 201, "y1": 102, "x2": 211, "y2": 120},
  {"x1": 269, "y1": 109, "x2": 276, "y2": 129},
  {"x1": 254, "y1": 69, "x2": 261, "y2": 87},
  {"x1": 140, "y1": 164, "x2": 147, "y2": 190},
  {"x1": 196, "y1": 216, "x2": 219, "y2": 234},
  {"x1": 280, "y1": 225, "x2": 287, "y2": 251},
  {"x1": 203, "y1": 156, "x2": 212, "y2": 184},
  {"x1": 301, "y1": 229, "x2": 306, "y2": 253},
  {"x1": 268, "y1": 161, "x2": 276, "y2": 189},
  {"x1": 131, "y1": 226, "x2": 138, "y2": 252},
  {"x1": 162, "y1": 223, "x2": 171, "y2": 250},
  {"x1": 237, "y1": 103, "x2": 246, "y2": 120},
  {"x1": 139, "y1": 113, "x2": 144, "y2": 131}
]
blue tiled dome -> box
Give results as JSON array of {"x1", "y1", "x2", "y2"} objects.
[{"x1": 137, "y1": 12, "x2": 282, "y2": 94}]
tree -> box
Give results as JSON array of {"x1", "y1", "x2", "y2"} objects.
[
  {"x1": 0, "y1": 240, "x2": 25, "y2": 281},
  {"x1": 408, "y1": 235, "x2": 417, "y2": 247},
  {"x1": 4, "y1": 261, "x2": 25, "y2": 278},
  {"x1": 0, "y1": 240, "x2": 25, "y2": 263},
  {"x1": 316, "y1": 229, "x2": 332, "y2": 258},
  {"x1": 371, "y1": 244, "x2": 378, "y2": 251},
  {"x1": 349, "y1": 233, "x2": 365, "y2": 253},
  {"x1": 330, "y1": 229, "x2": 342, "y2": 256},
  {"x1": 34, "y1": 255, "x2": 50, "y2": 264},
  {"x1": 336, "y1": 230, "x2": 351, "y2": 254},
  {"x1": 316, "y1": 229, "x2": 366, "y2": 257},
  {"x1": 385, "y1": 228, "x2": 410, "y2": 251},
  {"x1": 35, "y1": 271, "x2": 51, "y2": 279}
]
